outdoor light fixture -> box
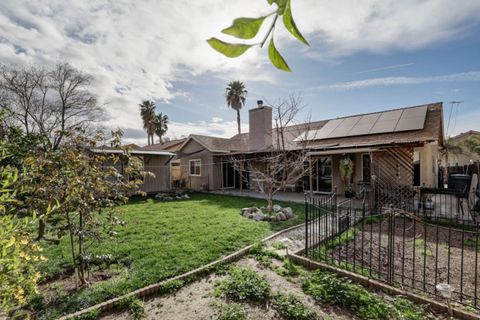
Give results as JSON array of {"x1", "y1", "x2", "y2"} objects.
[{"x1": 436, "y1": 283, "x2": 454, "y2": 316}]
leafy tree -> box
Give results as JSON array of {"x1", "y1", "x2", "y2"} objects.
[
  {"x1": 208, "y1": 0, "x2": 308, "y2": 71},
  {"x1": 461, "y1": 136, "x2": 480, "y2": 156},
  {"x1": 22, "y1": 129, "x2": 150, "y2": 286},
  {"x1": 0, "y1": 144, "x2": 46, "y2": 317},
  {"x1": 139, "y1": 100, "x2": 156, "y2": 145},
  {"x1": 154, "y1": 112, "x2": 169, "y2": 143},
  {"x1": 225, "y1": 81, "x2": 247, "y2": 135},
  {"x1": 442, "y1": 138, "x2": 462, "y2": 166}
]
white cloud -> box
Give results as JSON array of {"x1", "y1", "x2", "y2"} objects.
[
  {"x1": 0, "y1": 0, "x2": 479, "y2": 141},
  {"x1": 310, "y1": 71, "x2": 480, "y2": 91}
]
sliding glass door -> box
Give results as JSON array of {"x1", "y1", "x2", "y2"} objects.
[{"x1": 305, "y1": 157, "x2": 332, "y2": 193}]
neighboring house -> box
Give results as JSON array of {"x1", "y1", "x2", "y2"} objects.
[
  {"x1": 447, "y1": 130, "x2": 480, "y2": 166},
  {"x1": 91, "y1": 147, "x2": 175, "y2": 193},
  {"x1": 166, "y1": 101, "x2": 444, "y2": 193}
]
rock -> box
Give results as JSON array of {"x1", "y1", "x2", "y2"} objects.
[
  {"x1": 164, "y1": 197, "x2": 173, "y2": 201},
  {"x1": 241, "y1": 208, "x2": 251, "y2": 215},
  {"x1": 253, "y1": 212, "x2": 265, "y2": 221},
  {"x1": 283, "y1": 207, "x2": 293, "y2": 215},
  {"x1": 247, "y1": 213, "x2": 254, "y2": 219},
  {"x1": 183, "y1": 194, "x2": 190, "y2": 199},
  {"x1": 263, "y1": 215, "x2": 271, "y2": 221},
  {"x1": 277, "y1": 212, "x2": 286, "y2": 221},
  {"x1": 273, "y1": 204, "x2": 282, "y2": 212}
]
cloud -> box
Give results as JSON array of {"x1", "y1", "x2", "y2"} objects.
[
  {"x1": 352, "y1": 63, "x2": 414, "y2": 75},
  {"x1": 310, "y1": 71, "x2": 480, "y2": 91},
  {"x1": 0, "y1": 0, "x2": 479, "y2": 142},
  {"x1": 125, "y1": 118, "x2": 248, "y2": 146}
]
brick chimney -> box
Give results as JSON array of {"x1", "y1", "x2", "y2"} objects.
[{"x1": 248, "y1": 100, "x2": 272, "y2": 151}]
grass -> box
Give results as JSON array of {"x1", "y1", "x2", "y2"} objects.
[{"x1": 36, "y1": 192, "x2": 304, "y2": 319}]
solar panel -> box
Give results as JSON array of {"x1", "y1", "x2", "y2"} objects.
[
  {"x1": 347, "y1": 113, "x2": 381, "y2": 136},
  {"x1": 394, "y1": 106, "x2": 427, "y2": 132},
  {"x1": 293, "y1": 105, "x2": 428, "y2": 142},
  {"x1": 313, "y1": 118, "x2": 344, "y2": 139},
  {"x1": 328, "y1": 116, "x2": 361, "y2": 138}
]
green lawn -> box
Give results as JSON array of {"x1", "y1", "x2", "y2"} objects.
[{"x1": 37, "y1": 192, "x2": 304, "y2": 319}]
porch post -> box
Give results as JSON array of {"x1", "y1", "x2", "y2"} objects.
[
  {"x1": 220, "y1": 158, "x2": 224, "y2": 191},
  {"x1": 239, "y1": 159, "x2": 243, "y2": 194},
  {"x1": 309, "y1": 155, "x2": 313, "y2": 198}
]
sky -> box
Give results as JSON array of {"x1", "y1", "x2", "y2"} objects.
[{"x1": 0, "y1": 0, "x2": 479, "y2": 146}]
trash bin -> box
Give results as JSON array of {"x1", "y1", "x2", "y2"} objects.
[{"x1": 448, "y1": 174, "x2": 471, "y2": 194}]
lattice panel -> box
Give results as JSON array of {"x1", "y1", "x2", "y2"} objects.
[{"x1": 371, "y1": 146, "x2": 415, "y2": 213}]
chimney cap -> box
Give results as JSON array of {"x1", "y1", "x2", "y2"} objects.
[{"x1": 257, "y1": 100, "x2": 263, "y2": 107}]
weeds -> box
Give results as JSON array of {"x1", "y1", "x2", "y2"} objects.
[
  {"x1": 214, "y1": 267, "x2": 271, "y2": 303},
  {"x1": 271, "y1": 293, "x2": 318, "y2": 320},
  {"x1": 216, "y1": 303, "x2": 247, "y2": 320},
  {"x1": 117, "y1": 296, "x2": 145, "y2": 320}
]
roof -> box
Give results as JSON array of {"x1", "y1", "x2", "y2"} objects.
[
  {"x1": 140, "y1": 138, "x2": 187, "y2": 152},
  {"x1": 450, "y1": 130, "x2": 480, "y2": 142},
  {"x1": 177, "y1": 102, "x2": 444, "y2": 155},
  {"x1": 91, "y1": 147, "x2": 174, "y2": 156}
]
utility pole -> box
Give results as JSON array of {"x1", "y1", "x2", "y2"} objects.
[{"x1": 446, "y1": 101, "x2": 463, "y2": 138}]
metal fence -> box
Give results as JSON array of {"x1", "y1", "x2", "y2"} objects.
[{"x1": 305, "y1": 186, "x2": 480, "y2": 309}]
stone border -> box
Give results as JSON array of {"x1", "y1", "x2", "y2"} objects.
[
  {"x1": 288, "y1": 251, "x2": 480, "y2": 320},
  {"x1": 58, "y1": 223, "x2": 304, "y2": 320}
]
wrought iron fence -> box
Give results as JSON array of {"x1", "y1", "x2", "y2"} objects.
[{"x1": 304, "y1": 185, "x2": 480, "y2": 309}]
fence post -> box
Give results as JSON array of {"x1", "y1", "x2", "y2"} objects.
[
  {"x1": 305, "y1": 193, "x2": 308, "y2": 257},
  {"x1": 387, "y1": 204, "x2": 395, "y2": 285}
]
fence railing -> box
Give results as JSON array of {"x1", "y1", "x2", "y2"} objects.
[{"x1": 305, "y1": 184, "x2": 480, "y2": 310}]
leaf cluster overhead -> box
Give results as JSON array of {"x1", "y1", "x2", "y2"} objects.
[{"x1": 207, "y1": 0, "x2": 308, "y2": 72}]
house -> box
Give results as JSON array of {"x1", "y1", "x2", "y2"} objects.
[
  {"x1": 446, "y1": 130, "x2": 480, "y2": 166},
  {"x1": 91, "y1": 147, "x2": 175, "y2": 193},
  {"x1": 144, "y1": 101, "x2": 445, "y2": 195}
]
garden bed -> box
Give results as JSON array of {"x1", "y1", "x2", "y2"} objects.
[{"x1": 317, "y1": 217, "x2": 480, "y2": 306}]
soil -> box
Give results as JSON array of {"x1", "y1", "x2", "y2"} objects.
[
  {"x1": 326, "y1": 217, "x2": 479, "y2": 305},
  {"x1": 100, "y1": 226, "x2": 355, "y2": 320}
]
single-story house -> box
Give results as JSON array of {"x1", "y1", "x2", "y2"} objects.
[
  {"x1": 446, "y1": 130, "x2": 480, "y2": 166},
  {"x1": 143, "y1": 101, "x2": 445, "y2": 196},
  {"x1": 91, "y1": 147, "x2": 175, "y2": 194}
]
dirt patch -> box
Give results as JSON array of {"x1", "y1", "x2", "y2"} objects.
[
  {"x1": 322, "y1": 217, "x2": 479, "y2": 305},
  {"x1": 100, "y1": 257, "x2": 354, "y2": 320}
]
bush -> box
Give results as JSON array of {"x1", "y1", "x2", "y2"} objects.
[
  {"x1": 117, "y1": 296, "x2": 145, "y2": 320},
  {"x1": 277, "y1": 258, "x2": 303, "y2": 277},
  {"x1": 217, "y1": 303, "x2": 247, "y2": 320},
  {"x1": 302, "y1": 270, "x2": 428, "y2": 319},
  {"x1": 272, "y1": 293, "x2": 318, "y2": 320},
  {"x1": 215, "y1": 267, "x2": 271, "y2": 303}
]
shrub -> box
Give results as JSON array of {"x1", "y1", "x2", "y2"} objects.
[
  {"x1": 272, "y1": 241, "x2": 287, "y2": 250},
  {"x1": 302, "y1": 270, "x2": 428, "y2": 319},
  {"x1": 217, "y1": 303, "x2": 247, "y2": 320},
  {"x1": 118, "y1": 296, "x2": 145, "y2": 320},
  {"x1": 272, "y1": 293, "x2": 318, "y2": 320},
  {"x1": 277, "y1": 258, "x2": 303, "y2": 277},
  {"x1": 73, "y1": 309, "x2": 101, "y2": 320},
  {"x1": 215, "y1": 267, "x2": 271, "y2": 303}
]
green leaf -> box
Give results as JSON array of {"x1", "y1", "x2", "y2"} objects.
[
  {"x1": 268, "y1": 38, "x2": 291, "y2": 72},
  {"x1": 206, "y1": 38, "x2": 252, "y2": 58},
  {"x1": 283, "y1": 0, "x2": 309, "y2": 45},
  {"x1": 222, "y1": 16, "x2": 266, "y2": 39},
  {"x1": 267, "y1": 0, "x2": 287, "y2": 15}
]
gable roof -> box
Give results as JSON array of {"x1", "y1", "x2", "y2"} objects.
[
  {"x1": 140, "y1": 138, "x2": 187, "y2": 152},
  {"x1": 176, "y1": 102, "x2": 444, "y2": 155}
]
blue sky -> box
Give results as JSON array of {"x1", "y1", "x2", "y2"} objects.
[{"x1": 1, "y1": 0, "x2": 479, "y2": 145}]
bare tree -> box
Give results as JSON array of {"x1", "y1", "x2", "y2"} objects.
[
  {"x1": 0, "y1": 63, "x2": 103, "y2": 149},
  {"x1": 231, "y1": 95, "x2": 314, "y2": 212}
]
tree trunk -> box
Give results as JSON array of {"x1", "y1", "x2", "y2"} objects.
[
  {"x1": 37, "y1": 219, "x2": 46, "y2": 240},
  {"x1": 237, "y1": 109, "x2": 241, "y2": 135},
  {"x1": 78, "y1": 211, "x2": 86, "y2": 285}
]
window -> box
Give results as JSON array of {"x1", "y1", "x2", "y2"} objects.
[
  {"x1": 189, "y1": 159, "x2": 201, "y2": 176},
  {"x1": 362, "y1": 154, "x2": 371, "y2": 182}
]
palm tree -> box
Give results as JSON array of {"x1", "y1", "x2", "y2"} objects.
[
  {"x1": 225, "y1": 81, "x2": 247, "y2": 135},
  {"x1": 442, "y1": 138, "x2": 462, "y2": 167},
  {"x1": 139, "y1": 100, "x2": 156, "y2": 145},
  {"x1": 154, "y1": 112, "x2": 169, "y2": 143},
  {"x1": 462, "y1": 137, "x2": 480, "y2": 156}
]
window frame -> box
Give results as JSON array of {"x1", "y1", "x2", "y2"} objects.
[{"x1": 189, "y1": 159, "x2": 201, "y2": 176}]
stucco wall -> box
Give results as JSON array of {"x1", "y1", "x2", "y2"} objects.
[{"x1": 414, "y1": 142, "x2": 439, "y2": 188}]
